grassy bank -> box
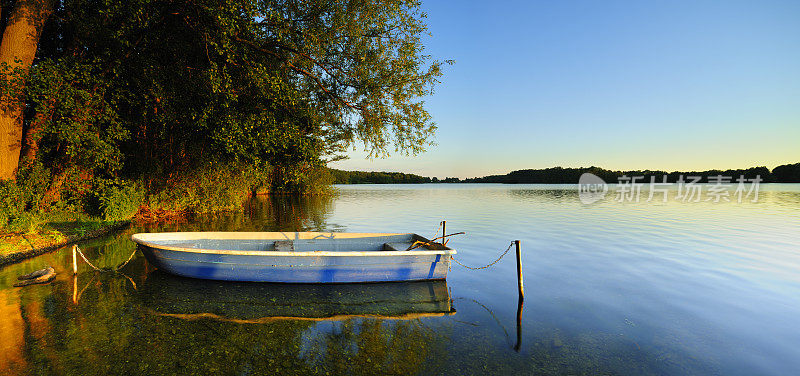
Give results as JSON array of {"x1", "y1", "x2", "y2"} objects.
[
  {"x1": 0, "y1": 212, "x2": 129, "y2": 265},
  {"x1": 0, "y1": 163, "x2": 334, "y2": 265}
]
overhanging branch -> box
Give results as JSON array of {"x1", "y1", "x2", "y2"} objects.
[{"x1": 233, "y1": 36, "x2": 364, "y2": 113}]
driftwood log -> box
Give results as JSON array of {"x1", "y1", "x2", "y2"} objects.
[{"x1": 14, "y1": 266, "x2": 56, "y2": 287}]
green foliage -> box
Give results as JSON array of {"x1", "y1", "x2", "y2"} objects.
[
  {"x1": 13, "y1": 161, "x2": 54, "y2": 207},
  {"x1": 270, "y1": 164, "x2": 334, "y2": 194},
  {"x1": 0, "y1": 0, "x2": 444, "y2": 227},
  {"x1": 464, "y1": 165, "x2": 783, "y2": 184},
  {"x1": 0, "y1": 166, "x2": 50, "y2": 231},
  {"x1": 93, "y1": 180, "x2": 145, "y2": 221},
  {"x1": 0, "y1": 179, "x2": 45, "y2": 233},
  {"x1": 6, "y1": 212, "x2": 45, "y2": 234},
  {"x1": 0, "y1": 181, "x2": 24, "y2": 228},
  {"x1": 28, "y1": 0, "x2": 443, "y2": 172},
  {"x1": 330, "y1": 169, "x2": 432, "y2": 184},
  {"x1": 25, "y1": 59, "x2": 128, "y2": 174},
  {"x1": 146, "y1": 160, "x2": 272, "y2": 213},
  {"x1": 0, "y1": 62, "x2": 27, "y2": 114},
  {"x1": 246, "y1": 0, "x2": 450, "y2": 157},
  {"x1": 323, "y1": 164, "x2": 800, "y2": 185}
]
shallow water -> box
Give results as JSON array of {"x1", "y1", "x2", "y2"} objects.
[{"x1": 1, "y1": 184, "x2": 799, "y2": 375}]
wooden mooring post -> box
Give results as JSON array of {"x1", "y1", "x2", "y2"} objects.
[
  {"x1": 72, "y1": 245, "x2": 78, "y2": 275},
  {"x1": 72, "y1": 275, "x2": 78, "y2": 304},
  {"x1": 515, "y1": 296, "x2": 524, "y2": 351},
  {"x1": 514, "y1": 240, "x2": 524, "y2": 351},
  {"x1": 515, "y1": 240, "x2": 524, "y2": 300}
]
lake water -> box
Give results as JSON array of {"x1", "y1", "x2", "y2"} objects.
[{"x1": 1, "y1": 184, "x2": 799, "y2": 375}]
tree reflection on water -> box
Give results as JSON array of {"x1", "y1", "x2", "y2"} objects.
[
  {"x1": 0, "y1": 190, "x2": 757, "y2": 375},
  {"x1": 5, "y1": 264, "x2": 453, "y2": 375}
]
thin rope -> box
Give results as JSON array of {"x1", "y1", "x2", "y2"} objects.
[
  {"x1": 74, "y1": 245, "x2": 137, "y2": 273},
  {"x1": 119, "y1": 272, "x2": 138, "y2": 290},
  {"x1": 454, "y1": 296, "x2": 513, "y2": 348},
  {"x1": 115, "y1": 248, "x2": 138, "y2": 270},
  {"x1": 75, "y1": 247, "x2": 104, "y2": 271},
  {"x1": 451, "y1": 241, "x2": 515, "y2": 270},
  {"x1": 431, "y1": 221, "x2": 443, "y2": 241},
  {"x1": 74, "y1": 273, "x2": 97, "y2": 304}
]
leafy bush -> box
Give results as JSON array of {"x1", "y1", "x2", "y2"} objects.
[
  {"x1": 7, "y1": 212, "x2": 45, "y2": 233},
  {"x1": 92, "y1": 180, "x2": 145, "y2": 221},
  {"x1": 291, "y1": 166, "x2": 335, "y2": 194},
  {"x1": 0, "y1": 181, "x2": 45, "y2": 232},
  {"x1": 0, "y1": 181, "x2": 44, "y2": 232},
  {"x1": 146, "y1": 160, "x2": 273, "y2": 214},
  {"x1": 0, "y1": 182, "x2": 24, "y2": 228},
  {"x1": 14, "y1": 162, "x2": 52, "y2": 209}
]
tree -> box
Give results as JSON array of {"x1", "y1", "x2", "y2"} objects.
[
  {"x1": 0, "y1": 0, "x2": 55, "y2": 180},
  {"x1": 772, "y1": 163, "x2": 800, "y2": 183},
  {"x1": 1, "y1": 0, "x2": 447, "y2": 207},
  {"x1": 237, "y1": 0, "x2": 450, "y2": 158}
]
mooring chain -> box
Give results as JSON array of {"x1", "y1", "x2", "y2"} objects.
[
  {"x1": 73, "y1": 245, "x2": 137, "y2": 273},
  {"x1": 451, "y1": 241, "x2": 515, "y2": 270}
]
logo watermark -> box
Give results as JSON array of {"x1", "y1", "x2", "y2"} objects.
[
  {"x1": 578, "y1": 173, "x2": 609, "y2": 204},
  {"x1": 577, "y1": 173, "x2": 761, "y2": 204}
]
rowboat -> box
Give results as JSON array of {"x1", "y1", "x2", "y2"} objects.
[
  {"x1": 140, "y1": 271, "x2": 455, "y2": 322},
  {"x1": 131, "y1": 232, "x2": 456, "y2": 283}
]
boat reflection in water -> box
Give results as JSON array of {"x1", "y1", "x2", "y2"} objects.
[{"x1": 139, "y1": 271, "x2": 455, "y2": 322}]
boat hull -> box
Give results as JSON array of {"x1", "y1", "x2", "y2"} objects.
[{"x1": 134, "y1": 232, "x2": 455, "y2": 283}]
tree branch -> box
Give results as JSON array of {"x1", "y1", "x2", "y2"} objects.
[{"x1": 233, "y1": 36, "x2": 364, "y2": 112}]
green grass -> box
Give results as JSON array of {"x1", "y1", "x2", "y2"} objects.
[{"x1": 0, "y1": 211, "x2": 121, "y2": 257}]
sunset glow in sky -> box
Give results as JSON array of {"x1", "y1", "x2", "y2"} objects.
[{"x1": 330, "y1": 0, "x2": 800, "y2": 178}]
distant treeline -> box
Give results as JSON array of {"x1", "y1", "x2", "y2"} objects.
[
  {"x1": 463, "y1": 163, "x2": 800, "y2": 184},
  {"x1": 331, "y1": 163, "x2": 800, "y2": 184},
  {"x1": 330, "y1": 169, "x2": 435, "y2": 184}
]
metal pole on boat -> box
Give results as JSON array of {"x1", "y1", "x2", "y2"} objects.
[
  {"x1": 442, "y1": 221, "x2": 446, "y2": 243},
  {"x1": 72, "y1": 245, "x2": 78, "y2": 275},
  {"x1": 515, "y1": 240, "x2": 524, "y2": 300}
]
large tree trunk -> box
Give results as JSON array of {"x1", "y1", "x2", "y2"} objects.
[{"x1": 0, "y1": 0, "x2": 54, "y2": 180}]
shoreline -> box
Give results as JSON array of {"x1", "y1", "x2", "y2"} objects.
[
  {"x1": 0, "y1": 194, "x2": 316, "y2": 266},
  {"x1": 0, "y1": 221, "x2": 131, "y2": 266}
]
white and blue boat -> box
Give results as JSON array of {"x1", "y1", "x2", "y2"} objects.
[{"x1": 132, "y1": 232, "x2": 456, "y2": 283}]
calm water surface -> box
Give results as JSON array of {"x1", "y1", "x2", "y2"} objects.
[{"x1": 1, "y1": 184, "x2": 799, "y2": 375}]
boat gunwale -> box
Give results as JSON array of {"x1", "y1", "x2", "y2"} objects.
[{"x1": 131, "y1": 231, "x2": 457, "y2": 257}]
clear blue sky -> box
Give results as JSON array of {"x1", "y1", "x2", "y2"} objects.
[{"x1": 329, "y1": 0, "x2": 800, "y2": 179}]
